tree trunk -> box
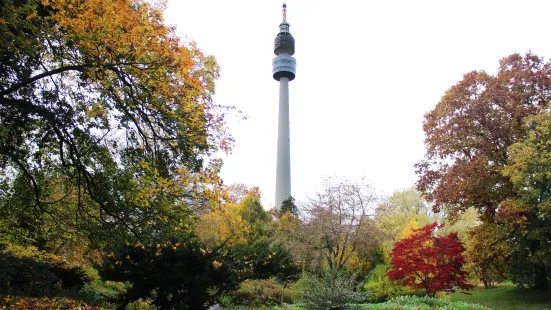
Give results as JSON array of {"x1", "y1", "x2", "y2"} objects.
[
  {"x1": 424, "y1": 281, "x2": 430, "y2": 297},
  {"x1": 533, "y1": 263, "x2": 548, "y2": 289}
]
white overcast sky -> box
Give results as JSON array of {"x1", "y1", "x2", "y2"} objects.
[{"x1": 164, "y1": 0, "x2": 551, "y2": 208}]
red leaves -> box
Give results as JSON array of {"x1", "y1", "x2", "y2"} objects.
[{"x1": 386, "y1": 223, "x2": 474, "y2": 296}]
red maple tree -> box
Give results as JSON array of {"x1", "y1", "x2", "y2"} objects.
[{"x1": 386, "y1": 223, "x2": 474, "y2": 296}]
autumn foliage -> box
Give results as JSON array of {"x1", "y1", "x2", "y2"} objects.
[
  {"x1": 0, "y1": 297, "x2": 102, "y2": 310},
  {"x1": 416, "y1": 52, "x2": 551, "y2": 288},
  {"x1": 102, "y1": 241, "x2": 238, "y2": 310},
  {"x1": 0, "y1": 0, "x2": 230, "y2": 250},
  {"x1": 386, "y1": 223, "x2": 474, "y2": 296}
]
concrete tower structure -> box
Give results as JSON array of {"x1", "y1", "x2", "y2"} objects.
[{"x1": 272, "y1": 3, "x2": 296, "y2": 209}]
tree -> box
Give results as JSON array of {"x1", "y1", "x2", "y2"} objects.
[
  {"x1": 0, "y1": 0, "x2": 230, "y2": 251},
  {"x1": 303, "y1": 177, "x2": 378, "y2": 271},
  {"x1": 272, "y1": 207, "x2": 313, "y2": 271},
  {"x1": 464, "y1": 223, "x2": 509, "y2": 289},
  {"x1": 280, "y1": 196, "x2": 299, "y2": 217},
  {"x1": 226, "y1": 183, "x2": 261, "y2": 204},
  {"x1": 377, "y1": 187, "x2": 432, "y2": 219},
  {"x1": 416, "y1": 53, "x2": 551, "y2": 221},
  {"x1": 386, "y1": 223, "x2": 474, "y2": 296},
  {"x1": 196, "y1": 192, "x2": 299, "y2": 282},
  {"x1": 415, "y1": 52, "x2": 551, "y2": 288},
  {"x1": 500, "y1": 109, "x2": 551, "y2": 289},
  {"x1": 195, "y1": 204, "x2": 250, "y2": 248},
  {"x1": 375, "y1": 188, "x2": 432, "y2": 253}
]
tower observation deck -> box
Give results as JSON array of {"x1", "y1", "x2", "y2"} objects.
[{"x1": 273, "y1": 3, "x2": 296, "y2": 209}]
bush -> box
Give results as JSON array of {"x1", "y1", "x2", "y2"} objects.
[
  {"x1": 0, "y1": 242, "x2": 89, "y2": 296},
  {"x1": 229, "y1": 238, "x2": 300, "y2": 282},
  {"x1": 301, "y1": 269, "x2": 367, "y2": 310},
  {"x1": 370, "y1": 295, "x2": 491, "y2": 310},
  {"x1": 80, "y1": 279, "x2": 128, "y2": 306},
  {"x1": 362, "y1": 264, "x2": 412, "y2": 303},
  {"x1": 125, "y1": 299, "x2": 157, "y2": 310},
  {"x1": 101, "y1": 241, "x2": 239, "y2": 310},
  {"x1": 364, "y1": 278, "x2": 413, "y2": 303},
  {"x1": 0, "y1": 296, "x2": 102, "y2": 309},
  {"x1": 231, "y1": 278, "x2": 294, "y2": 306}
]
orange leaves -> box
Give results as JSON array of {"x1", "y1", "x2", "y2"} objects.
[
  {"x1": 1, "y1": 296, "x2": 102, "y2": 309},
  {"x1": 2, "y1": 0, "x2": 231, "y2": 250},
  {"x1": 212, "y1": 260, "x2": 222, "y2": 269},
  {"x1": 39, "y1": 0, "x2": 228, "y2": 159}
]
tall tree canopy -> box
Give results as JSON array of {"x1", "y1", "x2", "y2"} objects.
[
  {"x1": 501, "y1": 109, "x2": 551, "y2": 288},
  {"x1": 0, "y1": 0, "x2": 230, "y2": 251},
  {"x1": 416, "y1": 53, "x2": 551, "y2": 221},
  {"x1": 416, "y1": 53, "x2": 551, "y2": 288}
]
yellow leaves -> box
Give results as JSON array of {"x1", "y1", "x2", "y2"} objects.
[
  {"x1": 196, "y1": 204, "x2": 250, "y2": 247},
  {"x1": 400, "y1": 219, "x2": 420, "y2": 240},
  {"x1": 139, "y1": 161, "x2": 150, "y2": 169},
  {"x1": 26, "y1": 10, "x2": 38, "y2": 21},
  {"x1": 85, "y1": 101, "x2": 108, "y2": 121},
  {"x1": 1, "y1": 0, "x2": 230, "y2": 239},
  {"x1": 212, "y1": 260, "x2": 222, "y2": 269}
]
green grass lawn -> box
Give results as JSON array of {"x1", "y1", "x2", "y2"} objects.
[
  {"x1": 236, "y1": 283, "x2": 551, "y2": 309},
  {"x1": 450, "y1": 282, "x2": 551, "y2": 310}
]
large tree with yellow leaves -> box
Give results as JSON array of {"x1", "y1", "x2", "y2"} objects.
[{"x1": 0, "y1": 0, "x2": 230, "y2": 251}]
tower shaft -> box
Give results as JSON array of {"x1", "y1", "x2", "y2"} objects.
[
  {"x1": 272, "y1": 2, "x2": 296, "y2": 209},
  {"x1": 275, "y1": 77, "x2": 291, "y2": 209}
]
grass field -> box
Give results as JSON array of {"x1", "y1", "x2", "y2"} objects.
[
  {"x1": 450, "y1": 282, "x2": 551, "y2": 310},
  {"x1": 235, "y1": 282, "x2": 551, "y2": 309}
]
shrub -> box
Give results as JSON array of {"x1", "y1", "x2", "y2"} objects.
[
  {"x1": 364, "y1": 277, "x2": 413, "y2": 303},
  {"x1": 125, "y1": 299, "x2": 157, "y2": 310},
  {"x1": 80, "y1": 279, "x2": 129, "y2": 306},
  {"x1": 363, "y1": 264, "x2": 412, "y2": 303},
  {"x1": 229, "y1": 238, "x2": 300, "y2": 282},
  {"x1": 0, "y1": 296, "x2": 102, "y2": 309},
  {"x1": 232, "y1": 278, "x2": 294, "y2": 306},
  {"x1": 0, "y1": 242, "x2": 89, "y2": 296},
  {"x1": 370, "y1": 295, "x2": 491, "y2": 310},
  {"x1": 302, "y1": 269, "x2": 367, "y2": 310},
  {"x1": 387, "y1": 223, "x2": 474, "y2": 297},
  {"x1": 101, "y1": 241, "x2": 239, "y2": 310},
  {"x1": 289, "y1": 272, "x2": 309, "y2": 301}
]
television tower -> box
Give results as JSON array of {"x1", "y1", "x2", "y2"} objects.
[{"x1": 272, "y1": 2, "x2": 296, "y2": 209}]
